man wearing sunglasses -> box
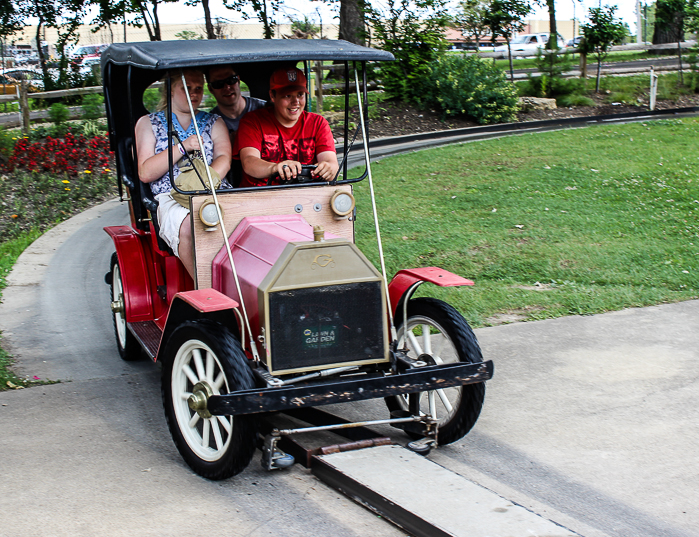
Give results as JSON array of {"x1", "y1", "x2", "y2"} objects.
[{"x1": 208, "y1": 65, "x2": 265, "y2": 146}]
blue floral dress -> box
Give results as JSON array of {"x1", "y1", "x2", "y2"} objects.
[{"x1": 148, "y1": 110, "x2": 219, "y2": 196}]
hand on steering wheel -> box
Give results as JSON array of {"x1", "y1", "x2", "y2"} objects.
[{"x1": 268, "y1": 162, "x2": 319, "y2": 186}]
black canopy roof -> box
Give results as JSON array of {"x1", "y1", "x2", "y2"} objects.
[{"x1": 102, "y1": 39, "x2": 394, "y2": 71}]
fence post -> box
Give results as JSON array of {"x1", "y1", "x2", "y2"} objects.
[
  {"x1": 20, "y1": 78, "x2": 30, "y2": 134},
  {"x1": 649, "y1": 66, "x2": 658, "y2": 111},
  {"x1": 315, "y1": 61, "x2": 324, "y2": 114}
]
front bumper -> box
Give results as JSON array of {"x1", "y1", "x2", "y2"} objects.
[{"x1": 207, "y1": 360, "x2": 494, "y2": 416}]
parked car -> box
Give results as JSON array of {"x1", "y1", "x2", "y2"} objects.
[
  {"x1": 71, "y1": 44, "x2": 108, "y2": 60},
  {"x1": 567, "y1": 36, "x2": 584, "y2": 48},
  {"x1": 494, "y1": 33, "x2": 566, "y2": 55},
  {"x1": 0, "y1": 69, "x2": 43, "y2": 94}
]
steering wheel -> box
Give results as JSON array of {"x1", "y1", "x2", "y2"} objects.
[{"x1": 267, "y1": 164, "x2": 319, "y2": 186}]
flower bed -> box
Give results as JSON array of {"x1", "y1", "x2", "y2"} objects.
[{"x1": 0, "y1": 130, "x2": 117, "y2": 243}]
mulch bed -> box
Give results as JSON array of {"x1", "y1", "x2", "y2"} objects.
[{"x1": 331, "y1": 94, "x2": 699, "y2": 141}]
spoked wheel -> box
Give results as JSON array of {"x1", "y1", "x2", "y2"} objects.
[
  {"x1": 162, "y1": 320, "x2": 257, "y2": 480},
  {"x1": 386, "y1": 297, "x2": 486, "y2": 445},
  {"x1": 109, "y1": 252, "x2": 140, "y2": 361}
]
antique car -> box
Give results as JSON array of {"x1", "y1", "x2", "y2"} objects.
[{"x1": 101, "y1": 39, "x2": 493, "y2": 480}]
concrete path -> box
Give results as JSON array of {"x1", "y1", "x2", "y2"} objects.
[{"x1": 1, "y1": 200, "x2": 698, "y2": 537}]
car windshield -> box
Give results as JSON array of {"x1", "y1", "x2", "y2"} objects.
[{"x1": 510, "y1": 36, "x2": 528, "y2": 44}]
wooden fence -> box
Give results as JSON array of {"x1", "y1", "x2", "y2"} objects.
[{"x1": 1, "y1": 63, "x2": 375, "y2": 131}]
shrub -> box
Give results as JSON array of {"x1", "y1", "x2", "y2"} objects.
[
  {"x1": 48, "y1": 103, "x2": 70, "y2": 125},
  {"x1": 423, "y1": 55, "x2": 520, "y2": 124},
  {"x1": 0, "y1": 127, "x2": 18, "y2": 164},
  {"x1": 557, "y1": 94, "x2": 596, "y2": 107},
  {"x1": 81, "y1": 94, "x2": 104, "y2": 120},
  {"x1": 534, "y1": 49, "x2": 576, "y2": 97}
]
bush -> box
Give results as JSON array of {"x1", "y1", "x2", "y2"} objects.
[
  {"x1": 81, "y1": 94, "x2": 104, "y2": 120},
  {"x1": 48, "y1": 103, "x2": 70, "y2": 125},
  {"x1": 557, "y1": 94, "x2": 596, "y2": 107},
  {"x1": 0, "y1": 127, "x2": 18, "y2": 164},
  {"x1": 423, "y1": 55, "x2": 520, "y2": 124}
]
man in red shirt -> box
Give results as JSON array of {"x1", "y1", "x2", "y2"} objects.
[{"x1": 236, "y1": 67, "x2": 339, "y2": 187}]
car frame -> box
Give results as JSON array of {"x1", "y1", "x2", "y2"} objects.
[{"x1": 101, "y1": 39, "x2": 493, "y2": 480}]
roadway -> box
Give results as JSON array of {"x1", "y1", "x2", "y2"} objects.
[{"x1": 1, "y1": 124, "x2": 698, "y2": 535}]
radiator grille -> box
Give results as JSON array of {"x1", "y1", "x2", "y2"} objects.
[{"x1": 268, "y1": 281, "x2": 385, "y2": 373}]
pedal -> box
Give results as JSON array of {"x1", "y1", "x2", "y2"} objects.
[
  {"x1": 252, "y1": 365, "x2": 283, "y2": 387},
  {"x1": 407, "y1": 437, "x2": 437, "y2": 456}
]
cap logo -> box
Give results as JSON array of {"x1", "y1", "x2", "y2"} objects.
[{"x1": 287, "y1": 70, "x2": 297, "y2": 82}]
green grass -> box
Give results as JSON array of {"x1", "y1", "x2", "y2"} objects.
[
  {"x1": 352, "y1": 118, "x2": 699, "y2": 327},
  {"x1": 0, "y1": 230, "x2": 55, "y2": 391}
]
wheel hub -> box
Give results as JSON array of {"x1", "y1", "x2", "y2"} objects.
[
  {"x1": 110, "y1": 298, "x2": 124, "y2": 314},
  {"x1": 188, "y1": 381, "x2": 214, "y2": 419}
]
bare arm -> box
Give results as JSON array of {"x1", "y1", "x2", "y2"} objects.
[
  {"x1": 240, "y1": 147, "x2": 303, "y2": 182},
  {"x1": 136, "y1": 116, "x2": 231, "y2": 184},
  {"x1": 312, "y1": 151, "x2": 339, "y2": 182},
  {"x1": 209, "y1": 117, "x2": 232, "y2": 179}
]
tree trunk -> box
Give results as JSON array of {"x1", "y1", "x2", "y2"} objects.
[
  {"x1": 152, "y1": 0, "x2": 162, "y2": 41},
  {"x1": 140, "y1": 4, "x2": 155, "y2": 41},
  {"x1": 35, "y1": 18, "x2": 50, "y2": 86},
  {"x1": 580, "y1": 52, "x2": 587, "y2": 79},
  {"x1": 202, "y1": 0, "x2": 215, "y2": 39},
  {"x1": 596, "y1": 57, "x2": 602, "y2": 92},
  {"x1": 678, "y1": 39, "x2": 683, "y2": 85},
  {"x1": 340, "y1": 0, "x2": 365, "y2": 45},
  {"x1": 546, "y1": 0, "x2": 557, "y2": 49}
]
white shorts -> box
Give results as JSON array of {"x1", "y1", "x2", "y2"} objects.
[{"x1": 155, "y1": 193, "x2": 190, "y2": 257}]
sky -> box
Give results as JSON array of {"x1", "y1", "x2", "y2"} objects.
[{"x1": 133, "y1": 0, "x2": 642, "y2": 36}]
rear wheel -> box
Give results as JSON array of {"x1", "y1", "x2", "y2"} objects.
[
  {"x1": 162, "y1": 320, "x2": 257, "y2": 480},
  {"x1": 386, "y1": 297, "x2": 486, "y2": 445},
  {"x1": 109, "y1": 252, "x2": 140, "y2": 361}
]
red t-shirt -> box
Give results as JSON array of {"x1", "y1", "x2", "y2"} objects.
[{"x1": 235, "y1": 107, "x2": 336, "y2": 187}]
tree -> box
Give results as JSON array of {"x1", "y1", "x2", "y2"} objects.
[
  {"x1": 484, "y1": 0, "x2": 533, "y2": 81},
  {"x1": 340, "y1": 0, "x2": 365, "y2": 45},
  {"x1": 653, "y1": 0, "x2": 686, "y2": 43},
  {"x1": 366, "y1": 0, "x2": 452, "y2": 103},
  {"x1": 455, "y1": 0, "x2": 490, "y2": 50},
  {"x1": 175, "y1": 29, "x2": 203, "y2": 39},
  {"x1": 225, "y1": 0, "x2": 280, "y2": 39},
  {"x1": 0, "y1": 1, "x2": 23, "y2": 39},
  {"x1": 127, "y1": 0, "x2": 179, "y2": 41},
  {"x1": 544, "y1": 0, "x2": 557, "y2": 49},
  {"x1": 185, "y1": 0, "x2": 216, "y2": 39},
  {"x1": 580, "y1": 6, "x2": 627, "y2": 92}
]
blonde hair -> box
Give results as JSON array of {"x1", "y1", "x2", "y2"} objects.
[{"x1": 155, "y1": 68, "x2": 205, "y2": 112}]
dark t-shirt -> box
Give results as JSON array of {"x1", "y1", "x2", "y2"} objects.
[
  {"x1": 211, "y1": 96, "x2": 266, "y2": 133},
  {"x1": 235, "y1": 108, "x2": 335, "y2": 187}
]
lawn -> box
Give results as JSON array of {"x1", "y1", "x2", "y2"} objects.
[{"x1": 352, "y1": 118, "x2": 699, "y2": 327}]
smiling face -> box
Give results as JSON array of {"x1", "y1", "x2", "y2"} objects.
[
  {"x1": 207, "y1": 65, "x2": 241, "y2": 109},
  {"x1": 270, "y1": 89, "x2": 306, "y2": 127},
  {"x1": 171, "y1": 70, "x2": 205, "y2": 112}
]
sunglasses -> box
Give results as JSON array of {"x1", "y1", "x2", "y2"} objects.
[{"x1": 209, "y1": 75, "x2": 240, "y2": 90}]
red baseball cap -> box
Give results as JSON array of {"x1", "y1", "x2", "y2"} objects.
[{"x1": 269, "y1": 67, "x2": 309, "y2": 93}]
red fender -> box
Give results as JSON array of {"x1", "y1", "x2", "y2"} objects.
[
  {"x1": 105, "y1": 225, "x2": 153, "y2": 323},
  {"x1": 387, "y1": 267, "x2": 474, "y2": 317},
  {"x1": 157, "y1": 289, "x2": 241, "y2": 362}
]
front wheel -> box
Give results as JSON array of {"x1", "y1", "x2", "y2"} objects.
[
  {"x1": 162, "y1": 320, "x2": 257, "y2": 480},
  {"x1": 386, "y1": 297, "x2": 486, "y2": 445}
]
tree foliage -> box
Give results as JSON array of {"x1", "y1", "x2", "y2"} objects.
[
  {"x1": 367, "y1": 0, "x2": 452, "y2": 103},
  {"x1": 484, "y1": 0, "x2": 532, "y2": 81},
  {"x1": 580, "y1": 6, "x2": 627, "y2": 92},
  {"x1": 455, "y1": 0, "x2": 490, "y2": 49},
  {"x1": 225, "y1": 0, "x2": 280, "y2": 39}
]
